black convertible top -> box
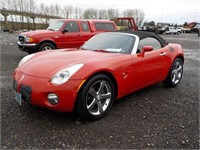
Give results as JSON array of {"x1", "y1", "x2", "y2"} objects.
[{"x1": 117, "y1": 31, "x2": 168, "y2": 47}]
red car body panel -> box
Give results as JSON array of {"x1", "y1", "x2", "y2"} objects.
[{"x1": 14, "y1": 69, "x2": 82, "y2": 111}]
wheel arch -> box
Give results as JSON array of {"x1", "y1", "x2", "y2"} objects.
[
  {"x1": 78, "y1": 71, "x2": 118, "y2": 100},
  {"x1": 174, "y1": 54, "x2": 184, "y2": 64}
]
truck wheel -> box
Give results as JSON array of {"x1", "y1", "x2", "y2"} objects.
[{"x1": 38, "y1": 43, "x2": 55, "y2": 52}]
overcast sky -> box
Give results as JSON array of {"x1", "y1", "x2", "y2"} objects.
[
  {"x1": 35, "y1": 0, "x2": 200, "y2": 24},
  {"x1": 0, "y1": 0, "x2": 200, "y2": 24}
]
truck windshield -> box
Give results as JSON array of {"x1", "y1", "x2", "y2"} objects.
[{"x1": 47, "y1": 20, "x2": 65, "y2": 31}]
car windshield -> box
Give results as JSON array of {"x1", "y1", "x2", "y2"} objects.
[
  {"x1": 47, "y1": 20, "x2": 65, "y2": 31},
  {"x1": 82, "y1": 33, "x2": 136, "y2": 54}
]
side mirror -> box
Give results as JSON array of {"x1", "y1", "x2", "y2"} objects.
[
  {"x1": 139, "y1": 46, "x2": 153, "y2": 57},
  {"x1": 142, "y1": 46, "x2": 153, "y2": 52},
  {"x1": 62, "y1": 29, "x2": 68, "y2": 33}
]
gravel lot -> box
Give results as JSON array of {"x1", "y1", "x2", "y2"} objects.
[{"x1": 0, "y1": 32, "x2": 199, "y2": 149}]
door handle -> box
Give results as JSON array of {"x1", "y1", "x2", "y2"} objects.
[{"x1": 160, "y1": 52, "x2": 167, "y2": 56}]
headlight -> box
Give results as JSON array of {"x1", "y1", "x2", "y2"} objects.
[
  {"x1": 51, "y1": 64, "x2": 84, "y2": 85},
  {"x1": 18, "y1": 54, "x2": 35, "y2": 67},
  {"x1": 25, "y1": 37, "x2": 33, "y2": 42}
]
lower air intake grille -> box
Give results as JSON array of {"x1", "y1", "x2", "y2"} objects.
[
  {"x1": 13, "y1": 80, "x2": 18, "y2": 91},
  {"x1": 20, "y1": 85, "x2": 32, "y2": 102}
]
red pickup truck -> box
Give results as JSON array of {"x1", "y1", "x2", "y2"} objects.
[{"x1": 18, "y1": 19, "x2": 117, "y2": 54}]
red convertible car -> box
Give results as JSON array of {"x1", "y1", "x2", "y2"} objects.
[{"x1": 13, "y1": 31, "x2": 184, "y2": 120}]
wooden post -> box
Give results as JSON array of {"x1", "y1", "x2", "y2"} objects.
[
  {"x1": 2, "y1": 13, "x2": 9, "y2": 30},
  {"x1": 30, "y1": 16, "x2": 36, "y2": 30}
]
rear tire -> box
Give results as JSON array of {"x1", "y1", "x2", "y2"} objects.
[
  {"x1": 163, "y1": 58, "x2": 183, "y2": 87},
  {"x1": 75, "y1": 74, "x2": 115, "y2": 121},
  {"x1": 38, "y1": 42, "x2": 55, "y2": 52}
]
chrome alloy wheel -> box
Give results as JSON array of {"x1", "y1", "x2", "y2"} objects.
[
  {"x1": 86, "y1": 80, "x2": 112, "y2": 116},
  {"x1": 171, "y1": 61, "x2": 183, "y2": 85}
]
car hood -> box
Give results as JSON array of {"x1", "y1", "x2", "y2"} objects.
[
  {"x1": 20, "y1": 50, "x2": 125, "y2": 78},
  {"x1": 20, "y1": 30, "x2": 56, "y2": 37}
]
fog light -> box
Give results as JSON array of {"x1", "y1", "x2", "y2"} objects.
[{"x1": 48, "y1": 93, "x2": 59, "y2": 105}]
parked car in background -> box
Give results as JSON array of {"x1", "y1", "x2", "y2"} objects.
[
  {"x1": 2, "y1": 27, "x2": 9, "y2": 32},
  {"x1": 177, "y1": 27, "x2": 187, "y2": 33},
  {"x1": 14, "y1": 31, "x2": 184, "y2": 120},
  {"x1": 165, "y1": 27, "x2": 181, "y2": 34},
  {"x1": 157, "y1": 27, "x2": 166, "y2": 34},
  {"x1": 18, "y1": 19, "x2": 117, "y2": 54}
]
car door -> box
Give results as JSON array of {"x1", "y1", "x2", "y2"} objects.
[
  {"x1": 124, "y1": 37, "x2": 170, "y2": 92},
  {"x1": 56, "y1": 21, "x2": 83, "y2": 48},
  {"x1": 137, "y1": 48, "x2": 169, "y2": 86}
]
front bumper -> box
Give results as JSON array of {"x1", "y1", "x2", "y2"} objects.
[
  {"x1": 18, "y1": 41, "x2": 38, "y2": 53},
  {"x1": 13, "y1": 70, "x2": 84, "y2": 112}
]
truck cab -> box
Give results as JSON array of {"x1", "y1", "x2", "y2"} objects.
[
  {"x1": 116, "y1": 17, "x2": 138, "y2": 31},
  {"x1": 18, "y1": 19, "x2": 117, "y2": 54}
]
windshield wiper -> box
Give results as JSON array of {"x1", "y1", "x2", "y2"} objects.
[
  {"x1": 94, "y1": 49, "x2": 109, "y2": 53},
  {"x1": 47, "y1": 28, "x2": 55, "y2": 31},
  {"x1": 81, "y1": 48, "x2": 114, "y2": 53}
]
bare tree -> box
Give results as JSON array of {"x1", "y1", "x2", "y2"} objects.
[
  {"x1": 36, "y1": 3, "x2": 47, "y2": 23},
  {"x1": 107, "y1": 9, "x2": 119, "y2": 19},
  {"x1": 123, "y1": 9, "x2": 145, "y2": 26},
  {"x1": 25, "y1": 0, "x2": 36, "y2": 29},
  {"x1": 16, "y1": 0, "x2": 25, "y2": 28},
  {"x1": 48, "y1": 4, "x2": 61, "y2": 17},
  {"x1": 38, "y1": 3, "x2": 45, "y2": 14},
  {"x1": 98, "y1": 9, "x2": 108, "y2": 19},
  {"x1": 54, "y1": 4, "x2": 61, "y2": 17},
  {"x1": 1, "y1": 0, "x2": 13, "y2": 30},
  {"x1": 1, "y1": 1, "x2": 146, "y2": 30},
  {"x1": 62, "y1": 5, "x2": 74, "y2": 18},
  {"x1": 74, "y1": 7, "x2": 82, "y2": 19},
  {"x1": 6, "y1": 0, "x2": 36, "y2": 29},
  {"x1": 44, "y1": 5, "x2": 50, "y2": 15},
  {"x1": 83, "y1": 8, "x2": 98, "y2": 19},
  {"x1": 28, "y1": 0, "x2": 36, "y2": 13}
]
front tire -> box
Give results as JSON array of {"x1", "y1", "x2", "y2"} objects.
[
  {"x1": 76, "y1": 74, "x2": 115, "y2": 121},
  {"x1": 163, "y1": 58, "x2": 183, "y2": 87},
  {"x1": 38, "y1": 42, "x2": 55, "y2": 52}
]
